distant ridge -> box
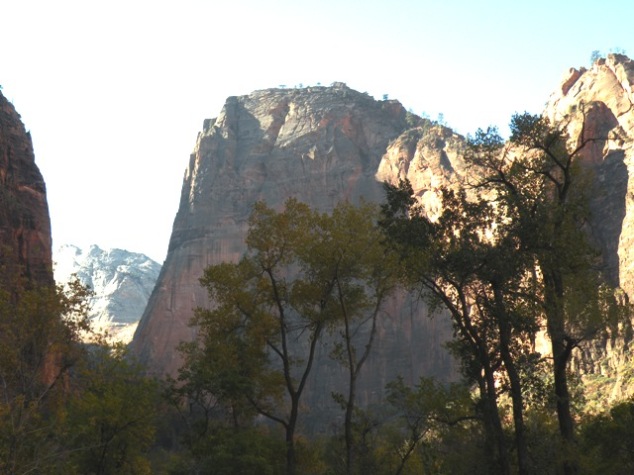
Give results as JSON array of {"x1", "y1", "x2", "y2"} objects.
[{"x1": 54, "y1": 244, "x2": 161, "y2": 343}]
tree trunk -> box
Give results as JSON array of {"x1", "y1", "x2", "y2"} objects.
[
  {"x1": 494, "y1": 285, "x2": 529, "y2": 475},
  {"x1": 484, "y1": 367, "x2": 511, "y2": 475},
  {"x1": 553, "y1": 341, "x2": 577, "y2": 475},
  {"x1": 345, "y1": 378, "x2": 355, "y2": 475},
  {"x1": 544, "y1": 270, "x2": 578, "y2": 475},
  {"x1": 285, "y1": 436, "x2": 296, "y2": 475},
  {"x1": 286, "y1": 406, "x2": 298, "y2": 475}
]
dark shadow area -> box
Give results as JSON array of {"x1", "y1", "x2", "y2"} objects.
[{"x1": 590, "y1": 149, "x2": 627, "y2": 287}]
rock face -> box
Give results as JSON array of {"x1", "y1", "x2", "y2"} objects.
[
  {"x1": 545, "y1": 54, "x2": 634, "y2": 294},
  {"x1": 376, "y1": 121, "x2": 468, "y2": 213},
  {"x1": 545, "y1": 54, "x2": 634, "y2": 399},
  {"x1": 131, "y1": 84, "x2": 459, "y2": 392},
  {"x1": 133, "y1": 59, "x2": 634, "y2": 412},
  {"x1": 0, "y1": 91, "x2": 53, "y2": 285},
  {"x1": 54, "y1": 244, "x2": 161, "y2": 343}
]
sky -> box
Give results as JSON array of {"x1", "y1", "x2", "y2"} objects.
[{"x1": 1, "y1": 0, "x2": 633, "y2": 263}]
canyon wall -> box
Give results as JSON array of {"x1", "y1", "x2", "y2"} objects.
[
  {"x1": 0, "y1": 91, "x2": 53, "y2": 286},
  {"x1": 131, "y1": 84, "x2": 460, "y2": 406},
  {"x1": 545, "y1": 55, "x2": 634, "y2": 397},
  {"x1": 133, "y1": 54, "x2": 634, "y2": 410}
]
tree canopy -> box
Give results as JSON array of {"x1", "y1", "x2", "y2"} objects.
[
  {"x1": 173, "y1": 198, "x2": 399, "y2": 475},
  {"x1": 380, "y1": 112, "x2": 627, "y2": 474}
]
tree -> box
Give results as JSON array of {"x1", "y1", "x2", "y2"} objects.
[
  {"x1": 590, "y1": 50, "x2": 602, "y2": 64},
  {"x1": 175, "y1": 198, "x2": 397, "y2": 475},
  {"x1": 0, "y1": 262, "x2": 91, "y2": 474},
  {"x1": 381, "y1": 180, "x2": 520, "y2": 474},
  {"x1": 380, "y1": 112, "x2": 624, "y2": 475},
  {"x1": 313, "y1": 202, "x2": 399, "y2": 474},
  {"x1": 469, "y1": 114, "x2": 625, "y2": 474},
  {"x1": 65, "y1": 344, "x2": 160, "y2": 475},
  {"x1": 580, "y1": 399, "x2": 634, "y2": 473},
  {"x1": 384, "y1": 376, "x2": 476, "y2": 475}
]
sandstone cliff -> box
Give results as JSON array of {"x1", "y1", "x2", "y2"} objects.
[
  {"x1": 131, "y1": 84, "x2": 459, "y2": 398},
  {"x1": 0, "y1": 91, "x2": 53, "y2": 286},
  {"x1": 133, "y1": 57, "x2": 634, "y2": 415},
  {"x1": 546, "y1": 54, "x2": 634, "y2": 294},
  {"x1": 544, "y1": 54, "x2": 634, "y2": 401}
]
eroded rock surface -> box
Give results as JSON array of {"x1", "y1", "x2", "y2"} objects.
[
  {"x1": 54, "y1": 244, "x2": 161, "y2": 343},
  {"x1": 133, "y1": 58, "x2": 634, "y2": 411}
]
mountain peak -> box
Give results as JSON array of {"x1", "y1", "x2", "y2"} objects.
[
  {"x1": 54, "y1": 244, "x2": 161, "y2": 343},
  {"x1": 132, "y1": 83, "x2": 457, "y2": 382}
]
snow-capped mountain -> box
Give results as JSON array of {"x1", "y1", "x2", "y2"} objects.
[{"x1": 54, "y1": 244, "x2": 161, "y2": 343}]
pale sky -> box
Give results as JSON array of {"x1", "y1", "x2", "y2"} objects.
[{"x1": 2, "y1": 0, "x2": 633, "y2": 263}]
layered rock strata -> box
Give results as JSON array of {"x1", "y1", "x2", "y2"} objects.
[{"x1": 134, "y1": 57, "x2": 634, "y2": 412}]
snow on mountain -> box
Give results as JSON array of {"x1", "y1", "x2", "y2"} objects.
[{"x1": 54, "y1": 244, "x2": 161, "y2": 343}]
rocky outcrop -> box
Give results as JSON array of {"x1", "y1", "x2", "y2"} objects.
[
  {"x1": 545, "y1": 54, "x2": 634, "y2": 401},
  {"x1": 131, "y1": 84, "x2": 459, "y2": 394},
  {"x1": 54, "y1": 244, "x2": 161, "y2": 343},
  {"x1": 0, "y1": 91, "x2": 52, "y2": 286},
  {"x1": 376, "y1": 122, "x2": 467, "y2": 215},
  {"x1": 546, "y1": 54, "x2": 634, "y2": 293}
]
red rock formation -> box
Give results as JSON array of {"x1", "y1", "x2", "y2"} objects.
[
  {"x1": 131, "y1": 85, "x2": 458, "y2": 394},
  {"x1": 542, "y1": 55, "x2": 634, "y2": 399},
  {"x1": 134, "y1": 57, "x2": 634, "y2": 412},
  {"x1": 0, "y1": 91, "x2": 58, "y2": 390},
  {"x1": 0, "y1": 91, "x2": 53, "y2": 286}
]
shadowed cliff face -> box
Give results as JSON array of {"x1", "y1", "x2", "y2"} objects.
[
  {"x1": 131, "y1": 84, "x2": 460, "y2": 394},
  {"x1": 0, "y1": 91, "x2": 53, "y2": 286}
]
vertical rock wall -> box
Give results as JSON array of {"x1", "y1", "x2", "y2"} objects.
[
  {"x1": 0, "y1": 91, "x2": 53, "y2": 286},
  {"x1": 545, "y1": 54, "x2": 634, "y2": 294},
  {"x1": 131, "y1": 85, "x2": 459, "y2": 407},
  {"x1": 133, "y1": 55, "x2": 634, "y2": 412},
  {"x1": 545, "y1": 55, "x2": 634, "y2": 397}
]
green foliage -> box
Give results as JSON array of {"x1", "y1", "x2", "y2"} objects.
[
  {"x1": 166, "y1": 426, "x2": 285, "y2": 475},
  {"x1": 173, "y1": 198, "x2": 398, "y2": 475},
  {"x1": 383, "y1": 376, "x2": 477, "y2": 474},
  {"x1": 381, "y1": 111, "x2": 628, "y2": 475},
  {"x1": 0, "y1": 252, "x2": 160, "y2": 474},
  {"x1": 319, "y1": 376, "x2": 494, "y2": 475},
  {"x1": 0, "y1": 271, "x2": 91, "y2": 474},
  {"x1": 579, "y1": 399, "x2": 634, "y2": 473},
  {"x1": 65, "y1": 344, "x2": 160, "y2": 475}
]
